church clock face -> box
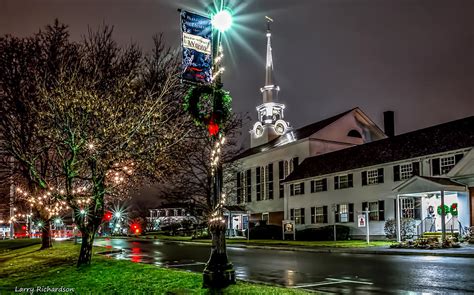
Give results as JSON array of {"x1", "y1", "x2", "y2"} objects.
[
  {"x1": 274, "y1": 120, "x2": 287, "y2": 135},
  {"x1": 253, "y1": 122, "x2": 264, "y2": 137}
]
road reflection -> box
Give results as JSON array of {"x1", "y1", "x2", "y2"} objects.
[{"x1": 94, "y1": 238, "x2": 474, "y2": 294}]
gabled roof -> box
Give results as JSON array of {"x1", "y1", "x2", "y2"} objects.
[
  {"x1": 393, "y1": 176, "x2": 467, "y2": 194},
  {"x1": 230, "y1": 108, "x2": 356, "y2": 161},
  {"x1": 284, "y1": 116, "x2": 474, "y2": 183}
]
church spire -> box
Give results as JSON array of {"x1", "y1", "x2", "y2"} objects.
[
  {"x1": 250, "y1": 17, "x2": 290, "y2": 148},
  {"x1": 261, "y1": 16, "x2": 279, "y2": 104}
]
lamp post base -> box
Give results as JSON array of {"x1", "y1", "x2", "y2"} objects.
[{"x1": 203, "y1": 261, "x2": 235, "y2": 288}]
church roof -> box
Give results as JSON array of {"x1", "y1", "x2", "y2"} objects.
[
  {"x1": 284, "y1": 116, "x2": 474, "y2": 183},
  {"x1": 231, "y1": 108, "x2": 356, "y2": 161}
]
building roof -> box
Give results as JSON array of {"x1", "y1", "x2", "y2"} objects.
[
  {"x1": 230, "y1": 108, "x2": 356, "y2": 161},
  {"x1": 284, "y1": 116, "x2": 474, "y2": 183}
]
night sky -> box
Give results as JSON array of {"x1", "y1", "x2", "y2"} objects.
[{"x1": 1, "y1": 0, "x2": 473, "y2": 146}]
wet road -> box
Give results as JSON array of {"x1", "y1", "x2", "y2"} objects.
[{"x1": 95, "y1": 238, "x2": 474, "y2": 294}]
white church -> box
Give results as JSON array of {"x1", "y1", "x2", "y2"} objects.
[{"x1": 225, "y1": 19, "x2": 474, "y2": 240}]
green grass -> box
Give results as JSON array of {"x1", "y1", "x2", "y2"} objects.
[
  {"x1": 0, "y1": 240, "x2": 309, "y2": 294},
  {"x1": 0, "y1": 238, "x2": 41, "y2": 252},
  {"x1": 146, "y1": 235, "x2": 393, "y2": 248}
]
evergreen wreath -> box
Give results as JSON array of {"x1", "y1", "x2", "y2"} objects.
[{"x1": 183, "y1": 85, "x2": 232, "y2": 131}]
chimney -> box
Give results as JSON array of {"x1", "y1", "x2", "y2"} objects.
[{"x1": 383, "y1": 111, "x2": 395, "y2": 137}]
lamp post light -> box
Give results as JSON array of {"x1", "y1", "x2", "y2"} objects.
[{"x1": 202, "y1": 2, "x2": 236, "y2": 289}]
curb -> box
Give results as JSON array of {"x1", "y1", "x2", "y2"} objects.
[{"x1": 159, "y1": 239, "x2": 474, "y2": 258}]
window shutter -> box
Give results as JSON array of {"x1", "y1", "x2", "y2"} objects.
[
  {"x1": 300, "y1": 182, "x2": 305, "y2": 194},
  {"x1": 412, "y1": 162, "x2": 420, "y2": 176},
  {"x1": 348, "y1": 174, "x2": 353, "y2": 187},
  {"x1": 361, "y1": 171, "x2": 367, "y2": 185},
  {"x1": 362, "y1": 171, "x2": 368, "y2": 186},
  {"x1": 455, "y1": 153, "x2": 464, "y2": 164},
  {"x1": 290, "y1": 209, "x2": 294, "y2": 220},
  {"x1": 432, "y1": 158, "x2": 440, "y2": 176},
  {"x1": 334, "y1": 176, "x2": 339, "y2": 190},
  {"x1": 362, "y1": 202, "x2": 368, "y2": 211},
  {"x1": 393, "y1": 165, "x2": 400, "y2": 181},
  {"x1": 290, "y1": 184, "x2": 294, "y2": 196},
  {"x1": 323, "y1": 206, "x2": 328, "y2": 223},
  {"x1": 301, "y1": 208, "x2": 305, "y2": 224},
  {"x1": 236, "y1": 172, "x2": 241, "y2": 204},
  {"x1": 310, "y1": 180, "x2": 315, "y2": 193},
  {"x1": 379, "y1": 200, "x2": 385, "y2": 221},
  {"x1": 414, "y1": 198, "x2": 422, "y2": 220},
  {"x1": 246, "y1": 169, "x2": 252, "y2": 202},
  {"x1": 322, "y1": 178, "x2": 328, "y2": 191},
  {"x1": 378, "y1": 168, "x2": 384, "y2": 184},
  {"x1": 349, "y1": 203, "x2": 354, "y2": 222},
  {"x1": 268, "y1": 163, "x2": 274, "y2": 200},
  {"x1": 293, "y1": 157, "x2": 299, "y2": 169},
  {"x1": 335, "y1": 204, "x2": 340, "y2": 222},
  {"x1": 311, "y1": 207, "x2": 315, "y2": 223},
  {"x1": 278, "y1": 161, "x2": 284, "y2": 179}
]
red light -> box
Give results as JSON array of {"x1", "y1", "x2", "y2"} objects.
[
  {"x1": 103, "y1": 211, "x2": 112, "y2": 221},
  {"x1": 22, "y1": 226, "x2": 27, "y2": 230},
  {"x1": 208, "y1": 118, "x2": 219, "y2": 136}
]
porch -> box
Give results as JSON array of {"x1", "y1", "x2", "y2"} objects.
[{"x1": 393, "y1": 176, "x2": 470, "y2": 242}]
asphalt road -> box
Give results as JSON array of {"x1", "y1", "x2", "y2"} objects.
[{"x1": 94, "y1": 238, "x2": 474, "y2": 294}]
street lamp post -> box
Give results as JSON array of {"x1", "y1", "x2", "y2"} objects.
[{"x1": 202, "y1": 3, "x2": 236, "y2": 289}]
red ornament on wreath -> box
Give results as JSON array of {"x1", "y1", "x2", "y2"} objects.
[{"x1": 208, "y1": 116, "x2": 219, "y2": 136}]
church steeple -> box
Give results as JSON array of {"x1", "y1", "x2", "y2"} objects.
[
  {"x1": 261, "y1": 16, "x2": 279, "y2": 103},
  {"x1": 250, "y1": 17, "x2": 290, "y2": 148}
]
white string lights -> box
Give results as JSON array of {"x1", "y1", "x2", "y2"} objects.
[
  {"x1": 211, "y1": 45, "x2": 225, "y2": 82},
  {"x1": 209, "y1": 133, "x2": 228, "y2": 224}
]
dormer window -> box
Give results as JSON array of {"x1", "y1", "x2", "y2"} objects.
[{"x1": 347, "y1": 129, "x2": 362, "y2": 138}]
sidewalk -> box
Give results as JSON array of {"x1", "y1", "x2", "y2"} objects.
[{"x1": 146, "y1": 237, "x2": 474, "y2": 258}]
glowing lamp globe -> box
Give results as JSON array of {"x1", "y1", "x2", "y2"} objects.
[{"x1": 212, "y1": 10, "x2": 233, "y2": 32}]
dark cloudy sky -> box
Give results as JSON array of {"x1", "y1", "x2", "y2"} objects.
[{"x1": 1, "y1": 0, "x2": 473, "y2": 148}]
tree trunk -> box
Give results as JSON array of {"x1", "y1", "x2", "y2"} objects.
[
  {"x1": 40, "y1": 221, "x2": 52, "y2": 250},
  {"x1": 77, "y1": 230, "x2": 95, "y2": 267}
]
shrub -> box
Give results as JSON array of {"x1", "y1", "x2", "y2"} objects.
[
  {"x1": 296, "y1": 225, "x2": 351, "y2": 241},
  {"x1": 249, "y1": 224, "x2": 282, "y2": 240},
  {"x1": 384, "y1": 218, "x2": 416, "y2": 240}
]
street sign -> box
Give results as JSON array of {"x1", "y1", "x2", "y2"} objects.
[{"x1": 358, "y1": 214, "x2": 366, "y2": 227}]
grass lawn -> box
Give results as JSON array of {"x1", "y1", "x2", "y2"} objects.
[
  {"x1": 0, "y1": 238, "x2": 41, "y2": 252},
  {"x1": 145, "y1": 234, "x2": 393, "y2": 248},
  {"x1": 0, "y1": 239, "x2": 309, "y2": 294}
]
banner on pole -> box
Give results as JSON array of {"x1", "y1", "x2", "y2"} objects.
[{"x1": 180, "y1": 10, "x2": 213, "y2": 85}]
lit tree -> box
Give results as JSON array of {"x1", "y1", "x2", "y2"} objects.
[
  {"x1": 0, "y1": 21, "x2": 74, "y2": 249},
  {"x1": 37, "y1": 27, "x2": 191, "y2": 266}
]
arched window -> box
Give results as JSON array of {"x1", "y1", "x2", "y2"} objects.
[{"x1": 347, "y1": 129, "x2": 362, "y2": 138}]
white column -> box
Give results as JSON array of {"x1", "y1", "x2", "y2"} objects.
[
  {"x1": 440, "y1": 190, "x2": 446, "y2": 242},
  {"x1": 396, "y1": 194, "x2": 401, "y2": 242}
]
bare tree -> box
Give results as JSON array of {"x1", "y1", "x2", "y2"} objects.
[
  {"x1": 0, "y1": 20, "x2": 74, "y2": 249},
  {"x1": 162, "y1": 114, "x2": 246, "y2": 219}
]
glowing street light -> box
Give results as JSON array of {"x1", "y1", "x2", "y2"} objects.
[
  {"x1": 212, "y1": 9, "x2": 233, "y2": 32},
  {"x1": 80, "y1": 209, "x2": 86, "y2": 215}
]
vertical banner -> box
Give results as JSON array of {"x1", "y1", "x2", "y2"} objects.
[{"x1": 180, "y1": 10, "x2": 213, "y2": 85}]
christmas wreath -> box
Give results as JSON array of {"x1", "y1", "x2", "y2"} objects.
[
  {"x1": 437, "y1": 204, "x2": 450, "y2": 215},
  {"x1": 450, "y1": 203, "x2": 458, "y2": 216},
  {"x1": 183, "y1": 85, "x2": 232, "y2": 136}
]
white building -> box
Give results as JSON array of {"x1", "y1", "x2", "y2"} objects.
[
  {"x1": 226, "y1": 20, "x2": 474, "y2": 239},
  {"x1": 283, "y1": 117, "x2": 473, "y2": 239}
]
